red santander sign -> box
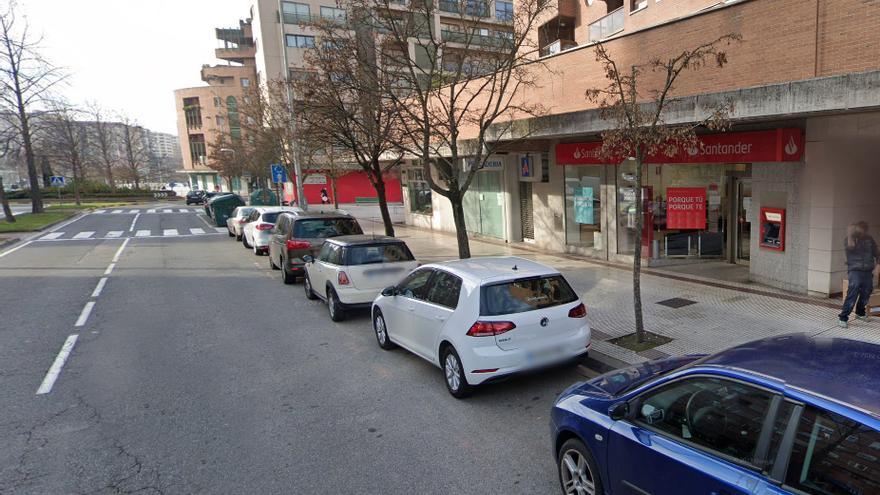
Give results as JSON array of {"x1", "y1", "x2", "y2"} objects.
[
  {"x1": 556, "y1": 129, "x2": 804, "y2": 165},
  {"x1": 666, "y1": 187, "x2": 707, "y2": 230}
]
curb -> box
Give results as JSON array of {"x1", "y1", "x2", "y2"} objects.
[{"x1": 0, "y1": 236, "x2": 20, "y2": 250}]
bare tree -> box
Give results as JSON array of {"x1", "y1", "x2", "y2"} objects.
[
  {"x1": 118, "y1": 115, "x2": 149, "y2": 189},
  {"x1": 206, "y1": 131, "x2": 246, "y2": 192},
  {"x1": 87, "y1": 103, "x2": 118, "y2": 192},
  {"x1": 586, "y1": 35, "x2": 740, "y2": 343},
  {"x1": 0, "y1": 176, "x2": 13, "y2": 222},
  {"x1": 0, "y1": 2, "x2": 66, "y2": 213},
  {"x1": 42, "y1": 103, "x2": 86, "y2": 205},
  {"x1": 344, "y1": 0, "x2": 550, "y2": 257}
]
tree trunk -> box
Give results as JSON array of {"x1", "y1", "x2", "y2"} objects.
[
  {"x1": 450, "y1": 192, "x2": 471, "y2": 259},
  {"x1": 331, "y1": 176, "x2": 339, "y2": 210},
  {"x1": 105, "y1": 159, "x2": 116, "y2": 193},
  {"x1": 0, "y1": 177, "x2": 15, "y2": 223},
  {"x1": 40, "y1": 155, "x2": 52, "y2": 188},
  {"x1": 632, "y1": 153, "x2": 646, "y2": 343},
  {"x1": 22, "y1": 125, "x2": 43, "y2": 213},
  {"x1": 72, "y1": 158, "x2": 82, "y2": 207},
  {"x1": 374, "y1": 177, "x2": 395, "y2": 237}
]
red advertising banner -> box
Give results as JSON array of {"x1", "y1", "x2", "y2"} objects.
[
  {"x1": 556, "y1": 128, "x2": 804, "y2": 165},
  {"x1": 666, "y1": 187, "x2": 706, "y2": 230}
]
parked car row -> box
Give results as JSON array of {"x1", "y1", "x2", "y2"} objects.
[{"x1": 219, "y1": 206, "x2": 880, "y2": 495}]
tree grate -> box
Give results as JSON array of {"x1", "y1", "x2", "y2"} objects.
[{"x1": 656, "y1": 297, "x2": 697, "y2": 309}]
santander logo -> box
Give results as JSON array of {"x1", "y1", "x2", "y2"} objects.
[{"x1": 784, "y1": 136, "x2": 798, "y2": 156}]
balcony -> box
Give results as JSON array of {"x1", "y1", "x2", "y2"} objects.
[
  {"x1": 215, "y1": 45, "x2": 256, "y2": 63},
  {"x1": 588, "y1": 7, "x2": 624, "y2": 41},
  {"x1": 438, "y1": 0, "x2": 490, "y2": 17},
  {"x1": 441, "y1": 30, "x2": 512, "y2": 48},
  {"x1": 539, "y1": 38, "x2": 577, "y2": 57},
  {"x1": 282, "y1": 12, "x2": 347, "y2": 26}
]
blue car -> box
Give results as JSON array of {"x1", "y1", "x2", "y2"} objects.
[{"x1": 550, "y1": 334, "x2": 880, "y2": 495}]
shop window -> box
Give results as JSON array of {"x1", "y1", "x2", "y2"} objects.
[
  {"x1": 408, "y1": 167, "x2": 432, "y2": 214},
  {"x1": 616, "y1": 160, "x2": 639, "y2": 255},
  {"x1": 565, "y1": 166, "x2": 602, "y2": 248}
]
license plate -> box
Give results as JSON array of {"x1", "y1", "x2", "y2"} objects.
[
  {"x1": 526, "y1": 345, "x2": 566, "y2": 364},
  {"x1": 364, "y1": 267, "x2": 404, "y2": 277}
]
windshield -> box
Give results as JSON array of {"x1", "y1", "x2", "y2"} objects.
[
  {"x1": 480, "y1": 275, "x2": 577, "y2": 316},
  {"x1": 237, "y1": 208, "x2": 255, "y2": 217},
  {"x1": 346, "y1": 244, "x2": 414, "y2": 265},
  {"x1": 293, "y1": 218, "x2": 363, "y2": 238},
  {"x1": 261, "y1": 212, "x2": 280, "y2": 223}
]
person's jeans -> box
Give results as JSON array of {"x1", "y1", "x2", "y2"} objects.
[{"x1": 839, "y1": 270, "x2": 875, "y2": 321}]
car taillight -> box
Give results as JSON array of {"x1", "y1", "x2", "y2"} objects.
[
  {"x1": 286, "y1": 240, "x2": 311, "y2": 250},
  {"x1": 238, "y1": 218, "x2": 248, "y2": 224},
  {"x1": 568, "y1": 303, "x2": 587, "y2": 318},
  {"x1": 338, "y1": 271, "x2": 350, "y2": 285},
  {"x1": 466, "y1": 321, "x2": 516, "y2": 337},
  {"x1": 256, "y1": 223, "x2": 273, "y2": 231}
]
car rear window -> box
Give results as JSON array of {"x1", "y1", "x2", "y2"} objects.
[
  {"x1": 261, "y1": 212, "x2": 281, "y2": 223},
  {"x1": 346, "y1": 244, "x2": 414, "y2": 265},
  {"x1": 480, "y1": 275, "x2": 577, "y2": 316},
  {"x1": 293, "y1": 218, "x2": 363, "y2": 238},
  {"x1": 238, "y1": 207, "x2": 255, "y2": 217}
]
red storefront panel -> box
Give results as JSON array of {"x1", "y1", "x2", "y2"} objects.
[
  {"x1": 556, "y1": 128, "x2": 804, "y2": 165},
  {"x1": 289, "y1": 170, "x2": 403, "y2": 205},
  {"x1": 666, "y1": 187, "x2": 707, "y2": 230}
]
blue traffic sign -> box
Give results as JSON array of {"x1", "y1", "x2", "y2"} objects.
[
  {"x1": 270, "y1": 164, "x2": 287, "y2": 184},
  {"x1": 49, "y1": 176, "x2": 66, "y2": 187}
]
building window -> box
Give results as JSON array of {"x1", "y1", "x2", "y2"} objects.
[
  {"x1": 407, "y1": 167, "x2": 432, "y2": 214},
  {"x1": 630, "y1": 0, "x2": 647, "y2": 11},
  {"x1": 188, "y1": 134, "x2": 206, "y2": 164},
  {"x1": 565, "y1": 166, "x2": 602, "y2": 248},
  {"x1": 240, "y1": 78, "x2": 250, "y2": 87},
  {"x1": 320, "y1": 6, "x2": 346, "y2": 21},
  {"x1": 216, "y1": 115, "x2": 226, "y2": 127},
  {"x1": 213, "y1": 96, "x2": 221, "y2": 107},
  {"x1": 226, "y1": 96, "x2": 241, "y2": 141},
  {"x1": 282, "y1": 2, "x2": 311, "y2": 23},
  {"x1": 182, "y1": 97, "x2": 202, "y2": 128},
  {"x1": 466, "y1": 0, "x2": 490, "y2": 16},
  {"x1": 286, "y1": 34, "x2": 316, "y2": 48},
  {"x1": 495, "y1": 1, "x2": 513, "y2": 21}
]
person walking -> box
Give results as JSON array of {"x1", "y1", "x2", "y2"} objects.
[
  {"x1": 838, "y1": 221, "x2": 880, "y2": 328},
  {"x1": 320, "y1": 188, "x2": 330, "y2": 205}
]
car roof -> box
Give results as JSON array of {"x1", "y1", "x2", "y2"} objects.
[
  {"x1": 280, "y1": 211, "x2": 354, "y2": 220},
  {"x1": 699, "y1": 333, "x2": 880, "y2": 416},
  {"x1": 423, "y1": 256, "x2": 558, "y2": 285},
  {"x1": 326, "y1": 235, "x2": 405, "y2": 246},
  {"x1": 255, "y1": 206, "x2": 302, "y2": 214}
]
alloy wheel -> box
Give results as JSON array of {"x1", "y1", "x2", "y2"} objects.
[
  {"x1": 444, "y1": 353, "x2": 461, "y2": 392},
  {"x1": 375, "y1": 315, "x2": 387, "y2": 344},
  {"x1": 560, "y1": 449, "x2": 596, "y2": 495}
]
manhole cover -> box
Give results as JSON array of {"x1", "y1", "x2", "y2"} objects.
[{"x1": 657, "y1": 297, "x2": 697, "y2": 309}]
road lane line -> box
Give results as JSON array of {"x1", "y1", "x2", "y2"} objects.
[
  {"x1": 74, "y1": 302, "x2": 96, "y2": 327},
  {"x1": 36, "y1": 334, "x2": 79, "y2": 395},
  {"x1": 104, "y1": 263, "x2": 116, "y2": 275},
  {"x1": 163, "y1": 209, "x2": 173, "y2": 213},
  {"x1": 91, "y1": 277, "x2": 108, "y2": 297},
  {"x1": 163, "y1": 229, "x2": 178, "y2": 236},
  {"x1": 129, "y1": 213, "x2": 140, "y2": 232},
  {"x1": 111, "y1": 209, "x2": 123, "y2": 214},
  {"x1": 190, "y1": 228, "x2": 205, "y2": 235},
  {"x1": 0, "y1": 240, "x2": 32, "y2": 258},
  {"x1": 94, "y1": 209, "x2": 106, "y2": 214},
  {"x1": 128, "y1": 209, "x2": 138, "y2": 214},
  {"x1": 112, "y1": 238, "x2": 130, "y2": 262},
  {"x1": 197, "y1": 214, "x2": 214, "y2": 229},
  {"x1": 106, "y1": 231, "x2": 123, "y2": 238},
  {"x1": 73, "y1": 231, "x2": 95, "y2": 239},
  {"x1": 147, "y1": 208, "x2": 156, "y2": 213},
  {"x1": 179, "y1": 208, "x2": 188, "y2": 213},
  {"x1": 42, "y1": 232, "x2": 64, "y2": 240},
  {"x1": 136, "y1": 229, "x2": 150, "y2": 237}
]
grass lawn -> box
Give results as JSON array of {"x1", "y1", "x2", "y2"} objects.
[{"x1": 0, "y1": 211, "x2": 76, "y2": 233}]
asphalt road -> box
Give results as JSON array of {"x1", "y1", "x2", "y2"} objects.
[{"x1": 0, "y1": 204, "x2": 597, "y2": 494}]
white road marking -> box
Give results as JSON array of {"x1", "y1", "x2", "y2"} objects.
[
  {"x1": 128, "y1": 209, "x2": 138, "y2": 214},
  {"x1": 36, "y1": 334, "x2": 79, "y2": 395},
  {"x1": 136, "y1": 229, "x2": 151, "y2": 237},
  {"x1": 112, "y1": 238, "x2": 130, "y2": 262},
  {"x1": 75, "y1": 301, "x2": 96, "y2": 327},
  {"x1": 42, "y1": 232, "x2": 64, "y2": 240},
  {"x1": 112, "y1": 209, "x2": 123, "y2": 214},
  {"x1": 45, "y1": 213, "x2": 88, "y2": 233},
  {"x1": 214, "y1": 227, "x2": 226, "y2": 234},
  {"x1": 179, "y1": 208, "x2": 188, "y2": 213},
  {"x1": 94, "y1": 209, "x2": 106, "y2": 214},
  {"x1": 106, "y1": 231, "x2": 123, "y2": 238},
  {"x1": 164, "y1": 229, "x2": 178, "y2": 236},
  {"x1": 91, "y1": 277, "x2": 108, "y2": 297},
  {"x1": 73, "y1": 231, "x2": 95, "y2": 239},
  {"x1": 0, "y1": 240, "x2": 32, "y2": 258},
  {"x1": 129, "y1": 213, "x2": 140, "y2": 231},
  {"x1": 147, "y1": 208, "x2": 156, "y2": 213},
  {"x1": 197, "y1": 214, "x2": 214, "y2": 229},
  {"x1": 190, "y1": 228, "x2": 205, "y2": 235},
  {"x1": 104, "y1": 263, "x2": 116, "y2": 275},
  {"x1": 163, "y1": 209, "x2": 173, "y2": 213}
]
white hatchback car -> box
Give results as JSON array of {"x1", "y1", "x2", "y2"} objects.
[
  {"x1": 226, "y1": 206, "x2": 256, "y2": 241},
  {"x1": 242, "y1": 206, "x2": 301, "y2": 255},
  {"x1": 303, "y1": 235, "x2": 418, "y2": 321},
  {"x1": 371, "y1": 257, "x2": 591, "y2": 398}
]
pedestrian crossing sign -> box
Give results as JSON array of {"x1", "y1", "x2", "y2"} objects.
[{"x1": 49, "y1": 176, "x2": 66, "y2": 187}]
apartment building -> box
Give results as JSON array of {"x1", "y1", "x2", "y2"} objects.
[
  {"x1": 174, "y1": 20, "x2": 257, "y2": 192},
  {"x1": 401, "y1": 0, "x2": 880, "y2": 297}
]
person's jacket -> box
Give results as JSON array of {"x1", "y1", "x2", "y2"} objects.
[{"x1": 845, "y1": 235, "x2": 880, "y2": 272}]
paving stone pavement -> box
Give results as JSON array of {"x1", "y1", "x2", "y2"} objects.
[{"x1": 359, "y1": 218, "x2": 880, "y2": 365}]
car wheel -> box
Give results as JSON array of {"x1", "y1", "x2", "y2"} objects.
[
  {"x1": 281, "y1": 265, "x2": 295, "y2": 285},
  {"x1": 558, "y1": 438, "x2": 604, "y2": 495},
  {"x1": 327, "y1": 288, "x2": 345, "y2": 322},
  {"x1": 253, "y1": 243, "x2": 261, "y2": 256},
  {"x1": 442, "y1": 346, "x2": 472, "y2": 399},
  {"x1": 235, "y1": 233, "x2": 242, "y2": 241},
  {"x1": 227, "y1": 228, "x2": 234, "y2": 237},
  {"x1": 303, "y1": 272, "x2": 318, "y2": 300},
  {"x1": 242, "y1": 235, "x2": 251, "y2": 248},
  {"x1": 373, "y1": 310, "x2": 396, "y2": 350}
]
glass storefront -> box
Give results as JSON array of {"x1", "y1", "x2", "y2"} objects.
[
  {"x1": 407, "y1": 167, "x2": 432, "y2": 215},
  {"x1": 564, "y1": 166, "x2": 602, "y2": 248}
]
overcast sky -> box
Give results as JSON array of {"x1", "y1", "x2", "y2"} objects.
[{"x1": 20, "y1": 0, "x2": 247, "y2": 135}]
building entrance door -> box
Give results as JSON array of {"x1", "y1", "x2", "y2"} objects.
[
  {"x1": 728, "y1": 177, "x2": 752, "y2": 264},
  {"x1": 463, "y1": 170, "x2": 505, "y2": 239},
  {"x1": 519, "y1": 182, "x2": 534, "y2": 240}
]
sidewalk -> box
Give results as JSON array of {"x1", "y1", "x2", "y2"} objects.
[{"x1": 358, "y1": 218, "x2": 880, "y2": 367}]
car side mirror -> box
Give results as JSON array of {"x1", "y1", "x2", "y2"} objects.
[
  {"x1": 303, "y1": 255, "x2": 313, "y2": 263},
  {"x1": 381, "y1": 286, "x2": 396, "y2": 297},
  {"x1": 608, "y1": 402, "x2": 629, "y2": 421}
]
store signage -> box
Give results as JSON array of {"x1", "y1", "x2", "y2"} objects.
[
  {"x1": 556, "y1": 129, "x2": 805, "y2": 165},
  {"x1": 574, "y1": 187, "x2": 594, "y2": 224},
  {"x1": 666, "y1": 187, "x2": 706, "y2": 230},
  {"x1": 303, "y1": 174, "x2": 327, "y2": 185},
  {"x1": 462, "y1": 158, "x2": 503, "y2": 171}
]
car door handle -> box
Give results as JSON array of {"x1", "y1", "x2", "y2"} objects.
[
  {"x1": 434, "y1": 315, "x2": 446, "y2": 321},
  {"x1": 406, "y1": 306, "x2": 415, "y2": 312}
]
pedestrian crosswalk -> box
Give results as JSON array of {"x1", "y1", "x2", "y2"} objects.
[
  {"x1": 89, "y1": 208, "x2": 201, "y2": 215},
  {"x1": 39, "y1": 228, "x2": 226, "y2": 241}
]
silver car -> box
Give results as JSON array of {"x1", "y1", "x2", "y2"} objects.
[
  {"x1": 242, "y1": 206, "x2": 302, "y2": 256},
  {"x1": 226, "y1": 206, "x2": 256, "y2": 241}
]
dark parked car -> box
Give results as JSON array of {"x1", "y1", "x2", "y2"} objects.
[
  {"x1": 185, "y1": 190, "x2": 206, "y2": 205},
  {"x1": 550, "y1": 333, "x2": 880, "y2": 495},
  {"x1": 267, "y1": 211, "x2": 363, "y2": 284}
]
